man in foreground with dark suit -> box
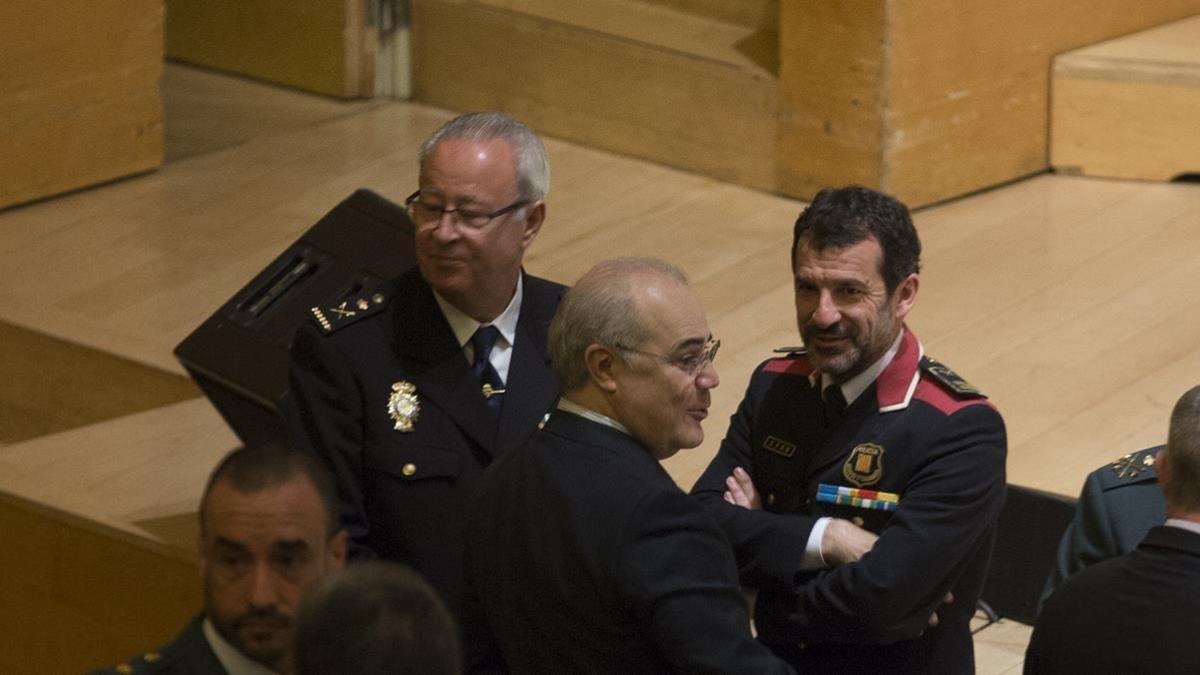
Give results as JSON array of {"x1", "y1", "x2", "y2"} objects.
[
  {"x1": 1026, "y1": 384, "x2": 1200, "y2": 674},
  {"x1": 287, "y1": 112, "x2": 566, "y2": 614},
  {"x1": 463, "y1": 257, "x2": 792, "y2": 673},
  {"x1": 92, "y1": 444, "x2": 347, "y2": 674}
]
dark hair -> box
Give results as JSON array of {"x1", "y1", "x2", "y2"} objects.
[
  {"x1": 293, "y1": 561, "x2": 462, "y2": 675},
  {"x1": 790, "y1": 186, "x2": 922, "y2": 293},
  {"x1": 199, "y1": 444, "x2": 340, "y2": 538}
]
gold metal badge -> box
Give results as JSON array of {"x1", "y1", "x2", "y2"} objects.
[
  {"x1": 330, "y1": 300, "x2": 356, "y2": 319},
  {"x1": 763, "y1": 435, "x2": 797, "y2": 458},
  {"x1": 310, "y1": 306, "x2": 333, "y2": 332},
  {"x1": 843, "y1": 443, "x2": 884, "y2": 487},
  {"x1": 925, "y1": 358, "x2": 981, "y2": 396},
  {"x1": 1110, "y1": 451, "x2": 1156, "y2": 478},
  {"x1": 386, "y1": 381, "x2": 420, "y2": 432},
  {"x1": 481, "y1": 383, "x2": 505, "y2": 398}
]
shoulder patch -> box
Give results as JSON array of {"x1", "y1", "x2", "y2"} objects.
[
  {"x1": 763, "y1": 351, "x2": 814, "y2": 376},
  {"x1": 920, "y1": 357, "x2": 984, "y2": 398},
  {"x1": 1107, "y1": 448, "x2": 1159, "y2": 481},
  {"x1": 309, "y1": 288, "x2": 390, "y2": 334}
]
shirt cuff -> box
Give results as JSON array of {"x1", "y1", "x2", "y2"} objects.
[{"x1": 801, "y1": 516, "x2": 831, "y2": 569}]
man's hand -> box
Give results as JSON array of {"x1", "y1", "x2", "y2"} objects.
[
  {"x1": 820, "y1": 518, "x2": 879, "y2": 566},
  {"x1": 723, "y1": 467, "x2": 761, "y2": 510},
  {"x1": 928, "y1": 591, "x2": 954, "y2": 626}
]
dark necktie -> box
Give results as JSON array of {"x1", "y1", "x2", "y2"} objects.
[
  {"x1": 471, "y1": 325, "x2": 505, "y2": 415},
  {"x1": 823, "y1": 385, "x2": 847, "y2": 428}
]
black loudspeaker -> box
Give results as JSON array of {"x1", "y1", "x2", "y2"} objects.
[
  {"x1": 979, "y1": 484, "x2": 1077, "y2": 625},
  {"x1": 175, "y1": 189, "x2": 416, "y2": 445}
]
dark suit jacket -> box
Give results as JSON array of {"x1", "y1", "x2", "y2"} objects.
[
  {"x1": 692, "y1": 329, "x2": 1007, "y2": 674},
  {"x1": 1026, "y1": 525, "x2": 1200, "y2": 674},
  {"x1": 90, "y1": 614, "x2": 225, "y2": 675},
  {"x1": 287, "y1": 267, "x2": 565, "y2": 612},
  {"x1": 1041, "y1": 445, "x2": 1166, "y2": 605},
  {"x1": 462, "y1": 410, "x2": 793, "y2": 674}
]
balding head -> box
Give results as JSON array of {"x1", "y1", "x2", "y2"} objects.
[
  {"x1": 1162, "y1": 385, "x2": 1200, "y2": 515},
  {"x1": 548, "y1": 257, "x2": 688, "y2": 393}
]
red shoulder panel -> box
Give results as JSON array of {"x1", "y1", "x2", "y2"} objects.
[
  {"x1": 762, "y1": 356, "x2": 815, "y2": 376},
  {"x1": 913, "y1": 378, "x2": 993, "y2": 416}
]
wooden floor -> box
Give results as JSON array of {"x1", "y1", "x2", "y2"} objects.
[{"x1": 2, "y1": 62, "x2": 1197, "y2": 671}]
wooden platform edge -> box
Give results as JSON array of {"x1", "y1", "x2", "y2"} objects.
[{"x1": 0, "y1": 491, "x2": 199, "y2": 674}]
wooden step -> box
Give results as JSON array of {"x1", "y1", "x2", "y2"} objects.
[
  {"x1": 411, "y1": 0, "x2": 779, "y2": 190},
  {"x1": 1051, "y1": 14, "x2": 1200, "y2": 181}
]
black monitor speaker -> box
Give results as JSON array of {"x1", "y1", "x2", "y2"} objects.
[
  {"x1": 175, "y1": 189, "x2": 416, "y2": 445},
  {"x1": 979, "y1": 484, "x2": 1076, "y2": 625}
]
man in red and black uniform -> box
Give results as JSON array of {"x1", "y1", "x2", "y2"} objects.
[{"x1": 692, "y1": 186, "x2": 1007, "y2": 674}]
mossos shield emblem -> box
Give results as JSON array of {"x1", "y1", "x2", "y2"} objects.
[{"x1": 843, "y1": 443, "x2": 884, "y2": 487}]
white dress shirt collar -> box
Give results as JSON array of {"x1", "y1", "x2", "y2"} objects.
[
  {"x1": 557, "y1": 397, "x2": 631, "y2": 436},
  {"x1": 433, "y1": 276, "x2": 523, "y2": 382},
  {"x1": 819, "y1": 329, "x2": 906, "y2": 406},
  {"x1": 1165, "y1": 518, "x2": 1200, "y2": 537}
]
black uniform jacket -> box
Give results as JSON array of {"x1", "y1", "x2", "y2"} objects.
[
  {"x1": 463, "y1": 409, "x2": 793, "y2": 674},
  {"x1": 287, "y1": 267, "x2": 565, "y2": 612},
  {"x1": 89, "y1": 614, "x2": 225, "y2": 675},
  {"x1": 1026, "y1": 525, "x2": 1200, "y2": 674},
  {"x1": 692, "y1": 328, "x2": 1007, "y2": 674},
  {"x1": 1041, "y1": 445, "x2": 1166, "y2": 604}
]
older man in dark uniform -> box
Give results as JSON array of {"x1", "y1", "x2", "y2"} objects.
[
  {"x1": 1026, "y1": 386, "x2": 1200, "y2": 674},
  {"x1": 286, "y1": 113, "x2": 566, "y2": 614},
  {"x1": 463, "y1": 257, "x2": 791, "y2": 673},
  {"x1": 692, "y1": 186, "x2": 1007, "y2": 674}
]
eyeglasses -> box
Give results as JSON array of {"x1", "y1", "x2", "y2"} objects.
[
  {"x1": 404, "y1": 190, "x2": 530, "y2": 230},
  {"x1": 615, "y1": 337, "x2": 720, "y2": 376}
]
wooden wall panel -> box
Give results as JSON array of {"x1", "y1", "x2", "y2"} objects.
[
  {"x1": 165, "y1": 0, "x2": 373, "y2": 99},
  {"x1": 0, "y1": 0, "x2": 163, "y2": 211},
  {"x1": 883, "y1": 0, "x2": 1200, "y2": 206},
  {"x1": 412, "y1": 0, "x2": 778, "y2": 190},
  {"x1": 1051, "y1": 16, "x2": 1200, "y2": 181},
  {"x1": 0, "y1": 495, "x2": 198, "y2": 674},
  {"x1": 776, "y1": 1, "x2": 887, "y2": 197},
  {"x1": 641, "y1": 0, "x2": 777, "y2": 28},
  {"x1": 779, "y1": 0, "x2": 1200, "y2": 207}
]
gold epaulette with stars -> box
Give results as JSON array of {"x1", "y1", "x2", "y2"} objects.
[
  {"x1": 310, "y1": 288, "x2": 390, "y2": 333},
  {"x1": 921, "y1": 357, "x2": 985, "y2": 398},
  {"x1": 1108, "y1": 448, "x2": 1158, "y2": 480}
]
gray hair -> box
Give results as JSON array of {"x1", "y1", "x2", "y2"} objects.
[
  {"x1": 419, "y1": 112, "x2": 550, "y2": 201},
  {"x1": 549, "y1": 257, "x2": 689, "y2": 392},
  {"x1": 1165, "y1": 385, "x2": 1200, "y2": 512}
]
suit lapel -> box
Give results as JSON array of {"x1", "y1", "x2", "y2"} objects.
[
  {"x1": 391, "y1": 271, "x2": 498, "y2": 454},
  {"x1": 496, "y1": 278, "x2": 560, "y2": 453}
]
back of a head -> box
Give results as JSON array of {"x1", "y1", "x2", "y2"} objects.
[
  {"x1": 548, "y1": 256, "x2": 689, "y2": 392},
  {"x1": 791, "y1": 185, "x2": 922, "y2": 292},
  {"x1": 293, "y1": 561, "x2": 461, "y2": 675},
  {"x1": 1165, "y1": 384, "x2": 1200, "y2": 513},
  {"x1": 200, "y1": 443, "x2": 340, "y2": 537},
  {"x1": 419, "y1": 111, "x2": 550, "y2": 201}
]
